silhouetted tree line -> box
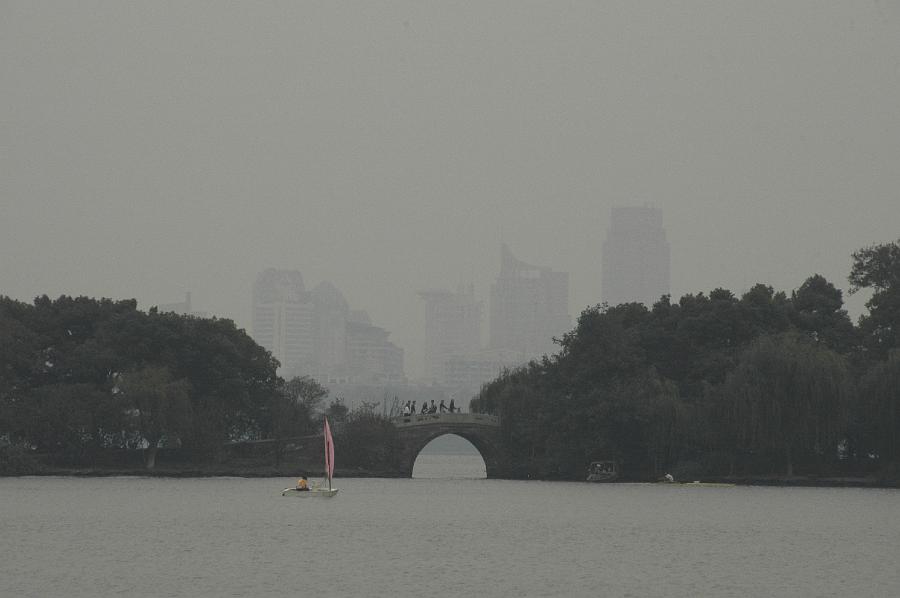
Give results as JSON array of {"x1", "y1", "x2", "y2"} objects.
[
  {"x1": 324, "y1": 399, "x2": 402, "y2": 473},
  {"x1": 471, "y1": 239, "x2": 900, "y2": 481},
  {"x1": 0, "y1": 296, "x2": 358, "y2": 472}
]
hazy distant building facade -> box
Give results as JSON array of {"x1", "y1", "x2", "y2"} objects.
[
  {"x1": 418, "y1": 285, "x2": 483, "y2": 383},
  {"x1": 251, "y1": 269, "x2": 403, "y2": 384},
  {"x1": 489, "y1": 244, "x2": 570, "y2": 360},
  {"x1": 346, "y1": 311, "x2": 405, "y2": 385},
  {"x1": 417, "y1": 284, "x2": 521, "y2": 403},
  {"x1": 155, "y1": 292, "x2": 207, "y2": 318},
  {"x1": 601, "y1": 205, "x2": 670, "y2": 307},
  {"x1": 309, "y1": 281, "x2": 350, "y2": 380},
  {"x1": 252, "y1": 270, "x2": 314, "y2": 376},
  {"x1": 440, "y1": 348, "x2": 522, "y2": 393}
]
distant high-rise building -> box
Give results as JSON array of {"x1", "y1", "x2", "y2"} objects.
[
  {"x1": 252, "y1": 269, "x2": 314, "y2": 377},
  {"x1": 309, "y1": 281, "x2": 350, "y2": 380},
  {"x1": 155, "y1": 292, "x2": 207, "y2": 318},
  {"x1": 489, "y1": 244, "x2": 570, "y2": 360},
  {"x1": 601, "y1": 205, "x2": 670, "y2": 307},
  {"x1": 418, "y1": 285, "x2": 483, "y2": 383},
  {"x1": 345, "y1": 311, "x2": 405, "y2": 385},
  {"x1": 251, "y1": 269, "x2": 404, "y2": 384},
  {"x1": 439, "y1": 348, "x2": 522, "y2": 396}
]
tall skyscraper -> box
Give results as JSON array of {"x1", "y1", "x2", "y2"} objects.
[
  {"x1": 489, "y1": 244, "x2": 570, "y2": 360},
  {"x1": 252, "y1": 269, "x2": 314, "y2": 377},
  {"x1": 418, "y1": 285, "x2": 483, "y2": 383},
  {"x1": 601, "y1": 205, "x2": 670, "y2": 307},
  {"x1": 251, "y1": 269, "x2": 404, "y2": 384},
  {"x1": 309, "y1": 281, "x2": 350, "y2": 379}
]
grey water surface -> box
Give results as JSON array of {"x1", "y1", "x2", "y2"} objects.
[{"x1": 2, "y1": 455, "x2": 898, "y2": 598}]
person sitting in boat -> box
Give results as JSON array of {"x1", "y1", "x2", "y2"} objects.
[
  {"x1": 429, "y1": 400, "x2": 437, "y2": 414},
  {"x1": 439, "y1": 399, "x2": 448, "y2": 413},
  {"x1": 296, "y1": 476, "x2": 310, "y2": 491},
  {"x1": 403, "y1": 401, "x2": 411, "y2": 416},
  {"x1": 420, "y1": 401, "x2": 428, "y2": 414},
  {"x1": 448, "y1": 399, "x2": 456, "y2": 413}
]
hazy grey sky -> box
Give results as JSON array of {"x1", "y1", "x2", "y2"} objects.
[{"x1": 3, "y1": 1, "x2": 899, "y2": 377}]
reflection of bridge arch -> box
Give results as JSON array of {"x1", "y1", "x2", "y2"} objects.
[{"x1": 392, "y1": 413, "x2": 504, "y2": 478}]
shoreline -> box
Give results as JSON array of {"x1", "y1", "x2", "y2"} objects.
[{"x1": 3, "y1": 468, "x2": 898, "y2": 488}]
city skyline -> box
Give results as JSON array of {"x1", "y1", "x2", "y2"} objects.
[
  {"x1": 419, "y1": 247, "x2": 570, "y2": 393},
  {"x1": 251, "y1": 268, "x2": 404, "y2": 384},
  {"x1": 250, "y1": 244, "x2": 569, "y2": 383},
  {"x1": 3, "y1": 2, "x2": 897, "y2": 379}
]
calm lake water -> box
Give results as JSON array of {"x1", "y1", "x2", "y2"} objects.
[{"x1": 2, "y1": 455, "x2": 899, "y2": 597}]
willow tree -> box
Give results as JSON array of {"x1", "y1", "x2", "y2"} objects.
[
  {"x1": 858, "y1": 351, "x2": 900, "y2": 466},
  {"x1": 724, "y1": 333, "x2": 851, "y2": 476},
  {"x1": 593, "y1": 370, "x2": 683, "y2": 478}
]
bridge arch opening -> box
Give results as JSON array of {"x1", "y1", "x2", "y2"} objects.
[{"x1": 411, "y1": 434, "x2": 487, "y2": 479}]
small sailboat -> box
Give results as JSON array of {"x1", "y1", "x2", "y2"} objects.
[{"x1": 282, "y1": 417, "x2": 339, "y2": 498}]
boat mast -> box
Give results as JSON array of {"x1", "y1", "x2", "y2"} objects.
[{"x1": 324, "y1": 416, "x2": 334, "y2": 491}]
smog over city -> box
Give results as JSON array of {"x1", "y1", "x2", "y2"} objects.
[
  {"x1": 2, "y1": 1, "x2": 898, "y2": 379},
  {"x1": 5, "y1": 4, "x2": 900, "y2": 596}
]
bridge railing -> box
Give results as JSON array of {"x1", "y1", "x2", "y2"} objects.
[{"x1": 391, "y1": 412, "x2": 500, "y2": 428}]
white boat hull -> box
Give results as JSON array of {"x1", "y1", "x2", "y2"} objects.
[{"x1": 281, "y1": 488, "x2": 339, "y2": 498}]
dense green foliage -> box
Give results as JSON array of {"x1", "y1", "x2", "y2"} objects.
[
  {"x1": 0, "y1": 296, "x2": 286, "y2": 469},
  {"x1": 0, "y1": 295, "x2": 405, "y2": 474},
  {"x1": 332, "y1": 402, "x2": 401, "y2": 473},
  {"x1": 472, "y1": 239, "x2": 900, "y2": 480},
  {"x1": 849, "y1": 239, "x2": 900, "y2": 357},
  {"x1": 721, "y1": 333, "x2": 851, "y2": 476},
  {"x1": 857, "y1": 350, "x2": 900, "y2": 466},
  {"x1": 3, "y1": 238, "x2": 899, "y2": 480}
]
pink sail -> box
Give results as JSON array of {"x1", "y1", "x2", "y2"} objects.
[{"x1": 324, "y1": 417, "x2": 335, "y2": 484}]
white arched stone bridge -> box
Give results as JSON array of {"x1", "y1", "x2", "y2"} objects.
[{"x1": 390, "y1": 412, "x2": 505, "y2": 478}]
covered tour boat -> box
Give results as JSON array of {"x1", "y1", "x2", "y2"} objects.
[{"x1": 586, "y1": 460, "x2": 619, "y2": 482}]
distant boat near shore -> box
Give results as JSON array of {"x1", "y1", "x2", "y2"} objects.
[{"x1": 586, "y1": 460, "x2": 619, "y2": 482}]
